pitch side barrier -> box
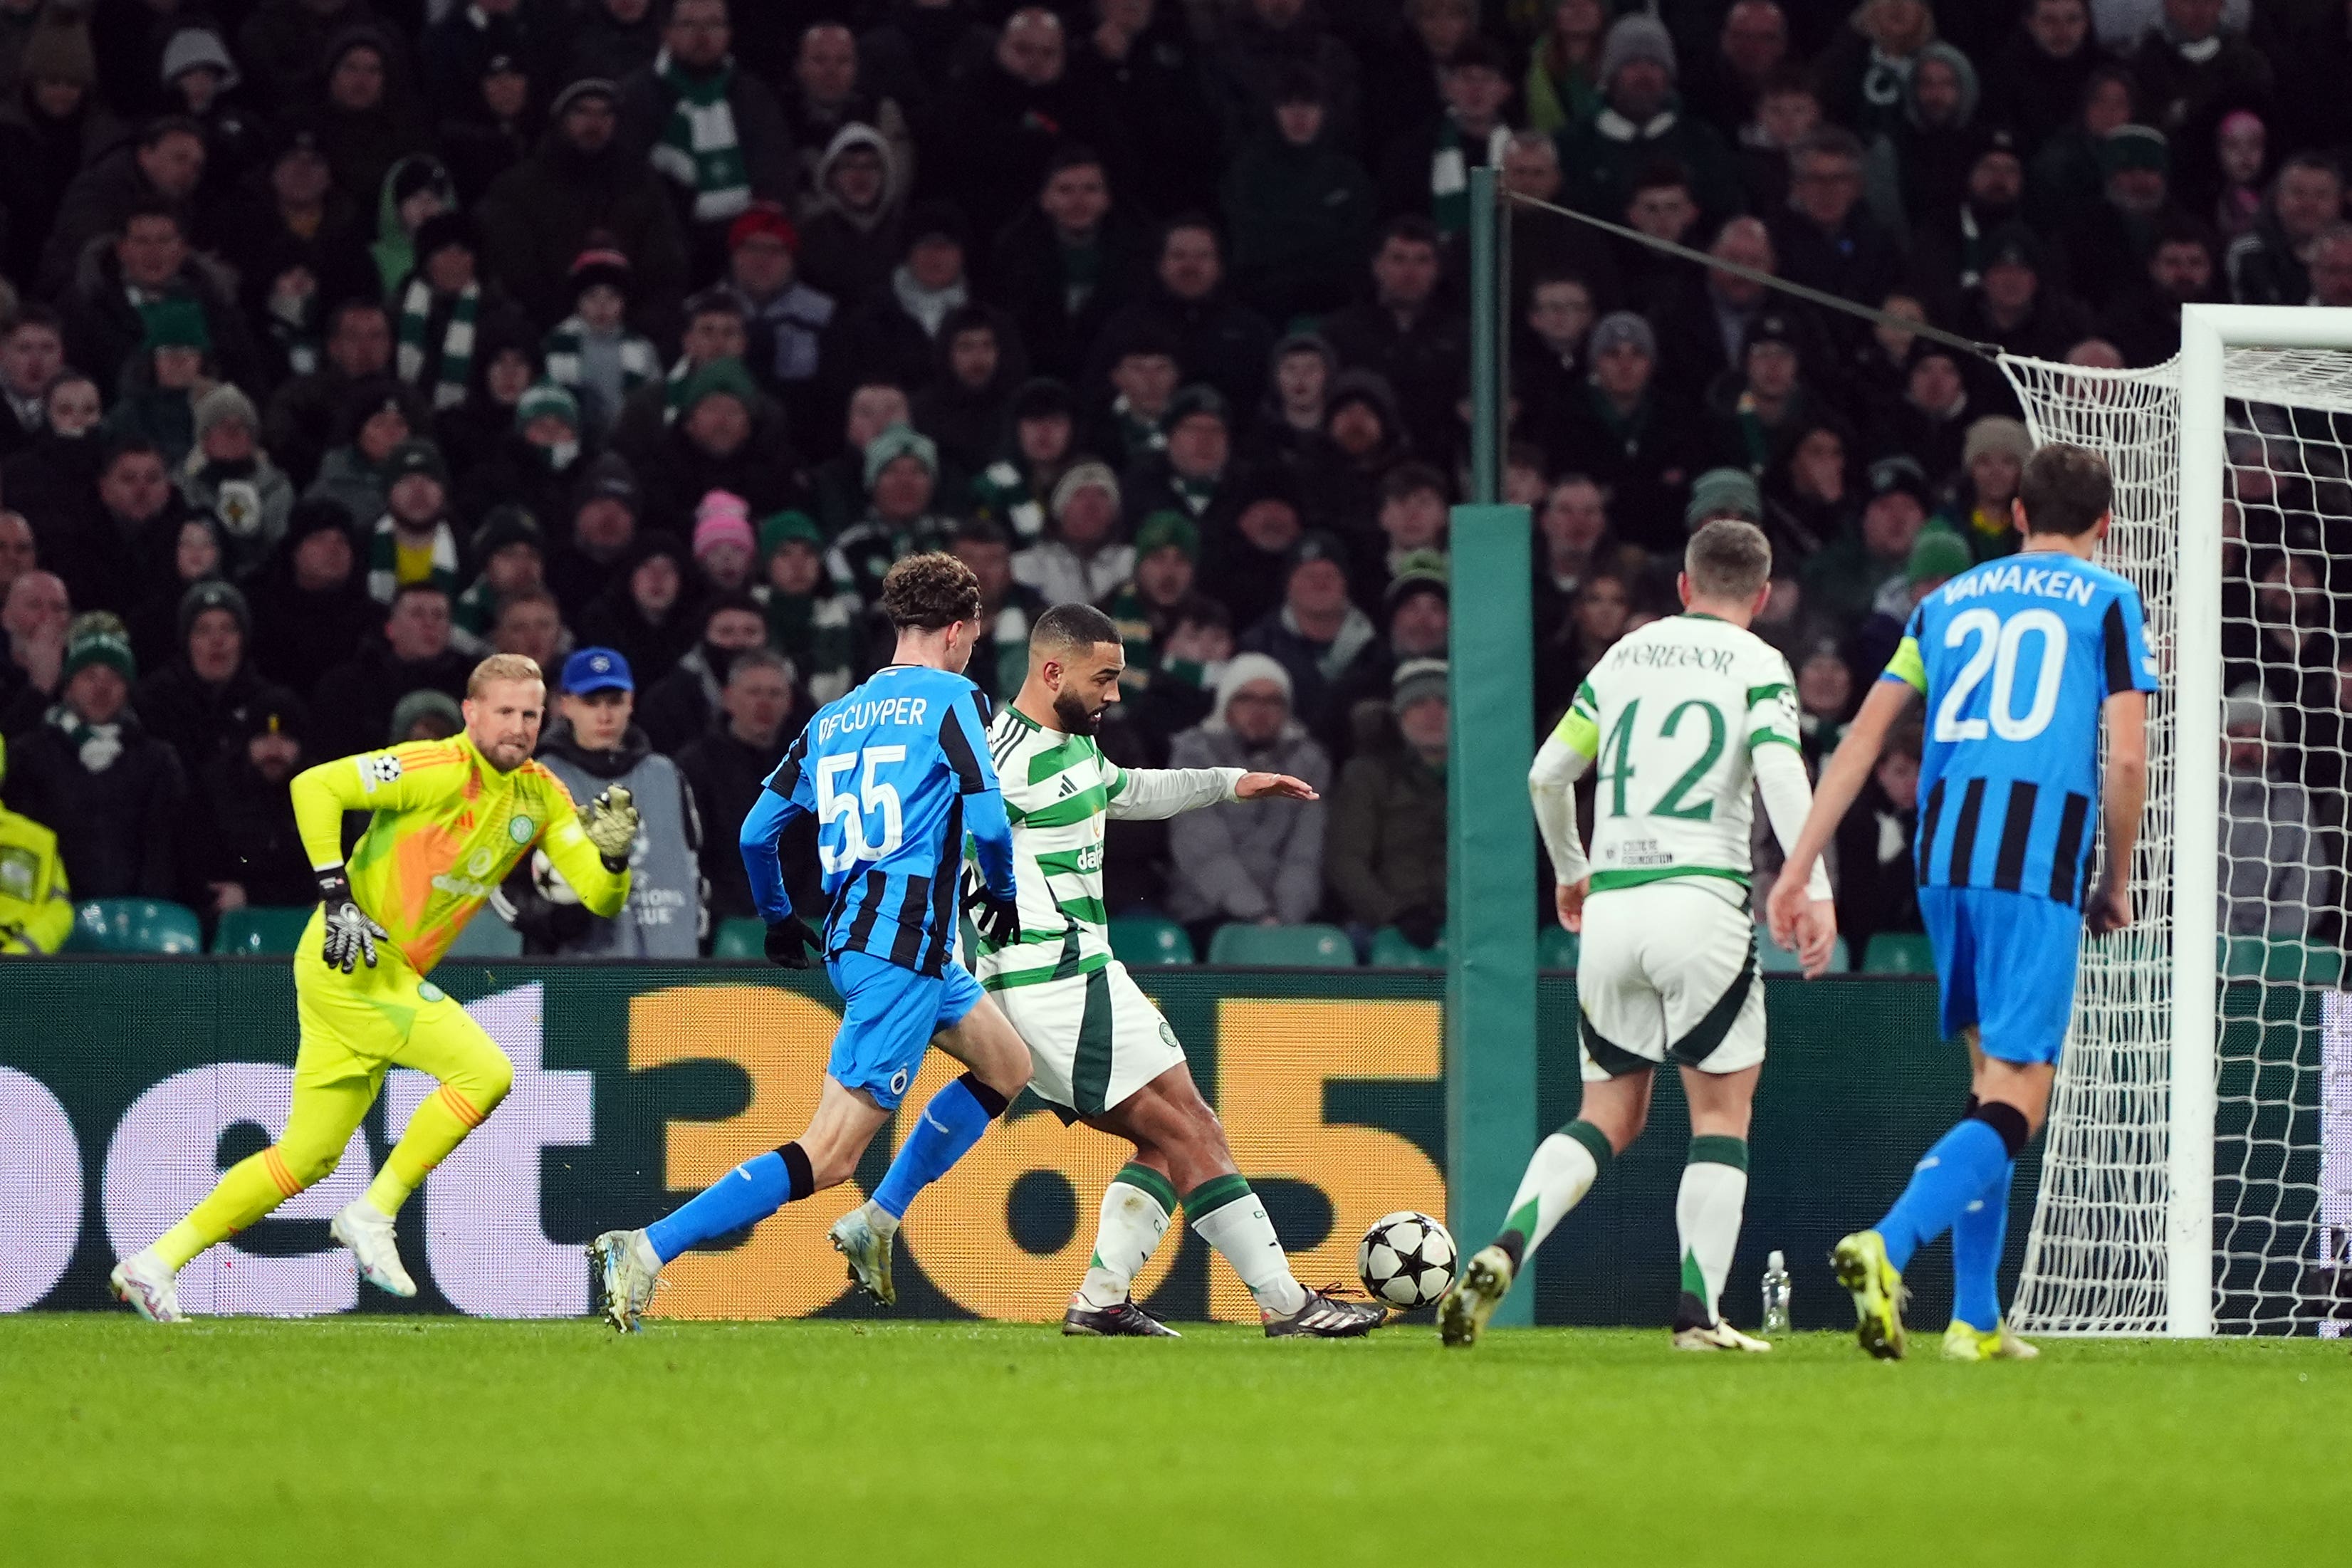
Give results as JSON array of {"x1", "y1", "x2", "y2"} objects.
[{"x1": 5, "y1": 960, "x2": 2026, "y2": 1329}]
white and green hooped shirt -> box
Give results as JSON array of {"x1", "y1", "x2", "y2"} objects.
[{"x1": 971, "y1": 706, "x2": 1240, "y2": 990}]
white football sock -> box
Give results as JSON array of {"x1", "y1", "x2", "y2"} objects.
[
  {"x1": 1676, "y1": 1138, "x2": 1750, "y2": 1326},
  {"x1": 1079, "y1": 1174, "x2": 1173, "y2": 1308},
  {"x1": 1186, "y1": 1174, "x2": 1307, "y2": 1317},
  {"x1": 1498, "y1": 1123, "x2": 1609, "y2": 1262}
]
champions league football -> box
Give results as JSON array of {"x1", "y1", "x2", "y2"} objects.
[{"x1": 1358, "y1": 1212, "x2": 1458, "y2": 1311}]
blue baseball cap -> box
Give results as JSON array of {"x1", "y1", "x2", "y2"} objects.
[{"x1": 561, "y1": 646, "x2": 633, "y2": 694}]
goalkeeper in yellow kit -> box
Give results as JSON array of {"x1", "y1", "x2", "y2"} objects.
[{"x1": 110, "y1": 654, "x2": 638, "y2": 1322}]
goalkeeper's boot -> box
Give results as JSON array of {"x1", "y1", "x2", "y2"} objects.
[
  {"x1": 828, "y1": 1207, "x2": 897, "y2": 1308},
  {"x1": 331, "y1": 1199, "x2": 417, "y2": 1298},
  {"x1": 1831, "y1": 1230, "x2": 1907, "y2": 1360},
  {"x1": 110, "y1": 1251, "x2": 184, "y2": 1324},
  {"x1": 589, "y1": 1229, "x2": 662, "y2": 1333},
  {"x1": 1062, "y1": 1294, "x2": 1182, "y2": 1338},
  {"x1": 1439, "y1": 1244, "x2": 1515, "y2": 1348},
  {"x1": 1673, "y1": 1320, "x2": 1772, "y2": 1353},
  {"x1": 1942, "y1": 1319, "x2": 2040, "y2": 1362},
  {"x1": 1263, "y1": 1285, "x2": 1386, "y2": 1338}
]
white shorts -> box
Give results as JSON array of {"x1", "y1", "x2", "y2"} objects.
[
  {"x1": 996, "y1": 958, "x2": 1188, "y2": 1118},
  {"x1": 1575, "y1": 879, "x2": 1765, "y2": 1083}
]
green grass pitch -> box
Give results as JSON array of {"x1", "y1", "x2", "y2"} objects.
[{"x1": 4, "y1": 1317, "x2": 2346, "y2": 1567}]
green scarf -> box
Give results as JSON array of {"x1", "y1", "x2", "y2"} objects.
[
  {"x1": 1171, "y1": 472, "x2": 1221, "y2": 516},
  {"x1": 1585, "y1": 382, "x2": 1652, "y2": 446},
  {"x1": 652, "y1": 49, "x2": 751, "y2": 223},
  {"x1": 1431, "y1": 117, "x2": 1512, "y2": 238},
  {"x1": 45, "y1": 704, "x2": 124, "y2": 773},
  {"x1": 543, "y1": 315, "x2": 660, "y2": 392},
  {"x1": 366, "y1": 515, "x2": 461, "y2": 605},
  {"x1": 395, "y1": 277, "x2": 479, "y2": 412}
]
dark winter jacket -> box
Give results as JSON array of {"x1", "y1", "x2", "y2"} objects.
[
  {"x1": 3, "y1": 709, "x2": 185, "y2": 899},
  {"x1": 476, "y1": 127, "x2": 692, "y2": 341},
  {"x1": 1324, "y1": 739, "x2": 1446, "y2": 929},
  {"x1": 674, "y1": 723, "x2": 789, "y2": 923},
  {"x1": 179, "y1": 746, "x2": 316, "y2": 911},
  {"x1": 308, "y1": 639, "x2": 472, "y2": 761}
]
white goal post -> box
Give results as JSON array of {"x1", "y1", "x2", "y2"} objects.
[{"x1": 1998, "y1": 304, "x2": 2352, "y2": 1337}]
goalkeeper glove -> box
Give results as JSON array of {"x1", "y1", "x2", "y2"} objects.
[
  {"x1": 580, "y1": 785, "x2": 640, "y2": 872},
  {"x1": 765, "y1": 914, "x2": 820, "y2": 969},
  {"x1": 316, "y1": 867, "x2": 388, "y2": 973},
  {"x1": 965, "y1": 883, "x2": 1022, "y2": 951}
]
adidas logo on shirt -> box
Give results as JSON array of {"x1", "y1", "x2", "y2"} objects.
[{"x1": 1056, "y1": 775, "x2": 1077, "y2": 798}]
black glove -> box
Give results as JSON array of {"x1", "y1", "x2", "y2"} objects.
[
  {"x1": 1394, "y1": 902, "x2": 1444, "y2": 951},
  {"x1": 317, "y1": 867, "x2": 389, "y2": 973},
  {"x1": 765, "y1": 914, "x2": 820, "y2": 968},
  {"x1": 966, "y1": 884, "x2": 1022, "y2": 950}
]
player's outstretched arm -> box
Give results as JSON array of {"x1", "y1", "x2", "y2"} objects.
[
  {"x1": 1105, "y1": 764, "x2": 1250, "y2": 821},
  {"x1": 1767, "y1": 679, "x2": 1914, "y2": 948},
  {"x1": 2089, "y1": 689, "x2": 2149, "y2": 934}
]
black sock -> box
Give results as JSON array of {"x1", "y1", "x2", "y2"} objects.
[
  {"x1": 778, "y1": 1141, "x2": 814, "y2": 1202},
  {"x1": 1495, "y1": 1229, "x2": 1527, "y2": 1271},
  {"x1": 956, "y1": 1070, "x2": 1010, "y2": 1119}
]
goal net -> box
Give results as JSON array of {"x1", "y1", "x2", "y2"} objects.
[{"x1": 1999, "y1": 308, "x2": 2352, "y2": 1336}]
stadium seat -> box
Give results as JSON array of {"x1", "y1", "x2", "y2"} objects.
[
  {"x1": 1206, "y1": 922, "x2": 1355, "y2": 967},
  {"x1": 714, "y1": 918, "x2": 768, "y2": 959},
  {"x1": 444, "y1": 914, "x2": 524, "y2": 959},
  {"x1": 1538, "y1": 926, "x2": 1580, "y2": 970},
  {"x1": 1757, "y1": 926, "x2": 1846, "y2": 974},
  {"x1": 2221, "y1": 936, "x2": 2343, "y2": 985},
  {"x1": 1108, "y1": 914, "x2": 1193, "y2": 966},
  {"x1": 1367, "y1": 925, "x2": 1446, "y2": 967},
  {"x1": 211, "y1": 906, "x2": 313, "y2": 956},
  {"x1": 1861, "y1": 933, "x2": 1938, "y2": 976},
  {"x1": 65, "y1": 899, "x2": 203, "y2": 955}
]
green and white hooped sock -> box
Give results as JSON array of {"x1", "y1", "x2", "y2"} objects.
[
  {"x1": 1495, "y1": 1119, "x2": 1611, "y2": 1269},
  {"x1": 1080, "y1": 1163, "x2": 1175, "y2": 1308},
  {"x1": 1185, "y1": 1174, "x2": 1307, "y2": 1317},
  {"x1": 1676, "y1": 1135, "x2": 1750, "y2": 1329}
]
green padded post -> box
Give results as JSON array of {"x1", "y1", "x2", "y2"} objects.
[
  {"x1": 1448, "y1": 164, "x2": 1538, "y2": 1324},
  {"x1": 1446, "y1": 520, "x2": 1538, "y2": 1329}
]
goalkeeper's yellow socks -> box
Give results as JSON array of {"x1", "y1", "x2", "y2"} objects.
[
  {"x1": 150, "y1": 1146, "x2": 312, "y2": 1270},
  {"x1": 1493, "y1": 1119, "x2": 1611, "y2": 1271},
  {"x1": 365, "y1": 1082, "x2": 490, "y2": 1216}
]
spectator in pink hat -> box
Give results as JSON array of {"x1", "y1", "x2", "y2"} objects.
[{"x1": 690, "y1": 487, "x2": 756, "y2": 597}]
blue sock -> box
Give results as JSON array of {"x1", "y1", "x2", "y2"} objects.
[
  {"x1": 1876, "y1": 1119, "x2": 2010, "y2": 1272},
  {"x1": 645, "y1": 1146, "x2": 807, "y2": 1264},
  {"x1": 873, "y1": 1075, "x2": 1003, "y2": 1220},
  {"x1": 1950, "y1": 1159, "x2": 2016, "y2": 1329}
]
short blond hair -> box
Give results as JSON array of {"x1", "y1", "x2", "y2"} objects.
[
  {"x1": 467, "y1": 652, "x2": 544, "y2": 697},
  {"x1": 1685, "y1": 517, "x2": 1773, "y2": 600}
]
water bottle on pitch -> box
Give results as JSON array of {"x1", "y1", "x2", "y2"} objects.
[{"x1": 1761, "y1": 1250, "x2": 1792, "y2": 1334}]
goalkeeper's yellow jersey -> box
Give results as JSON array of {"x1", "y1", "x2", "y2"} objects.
[{"x1": 291, "y1": 733, "x2": 629, "y2": 974}]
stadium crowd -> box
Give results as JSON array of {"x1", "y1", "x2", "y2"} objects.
[{"x1": 0, "y1": 0, "x2": 2343, "y2": 961}]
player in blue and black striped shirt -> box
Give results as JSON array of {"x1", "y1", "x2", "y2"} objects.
[
  {"x1": 589, "y1": 554, "x2": 1035, "y2": 1330},
  {"x1": 1770, "y1": 443, "x2": 2156, "y2": 1361}
]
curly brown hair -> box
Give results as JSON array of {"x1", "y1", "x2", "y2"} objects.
[{"x1": 880, "y1": 551, "x2": 983, "y2": 630}]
